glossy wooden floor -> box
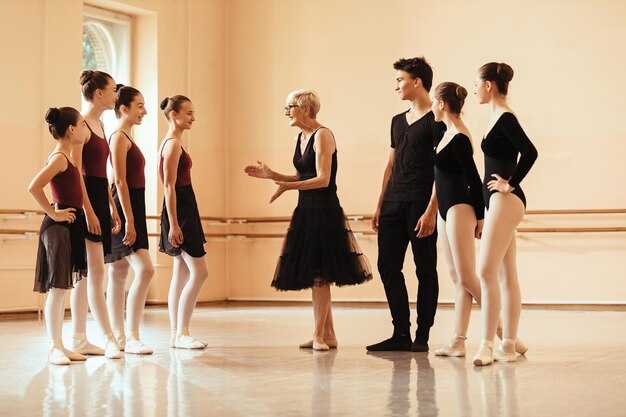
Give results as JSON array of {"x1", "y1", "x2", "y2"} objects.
[{"x1": 0, "y1": 304, "x2": 624, "y2": 417}]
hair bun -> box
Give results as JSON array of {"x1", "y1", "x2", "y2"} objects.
[
  {"x1": 45, "y1": 107, "x2": 60, "y2": 124},
  {"x1": 160, "y1": 97, "x2": 170, "y2": 110},
  {"x1": 79, "y1": 70, "x2": 94, "y2": 86},
  {"x1": 496, "y1": 63, "x2": 514, "y2": 82},
  {"x1": 115, "y1": 83, "x2": 125, "y2": 93},
  {"x1": 455, "y1": 86, "x2": 468, "y2": 100}
]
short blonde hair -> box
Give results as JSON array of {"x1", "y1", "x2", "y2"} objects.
[{"x1": 286, "y1": 89, "x2": 321, "y2": 119}]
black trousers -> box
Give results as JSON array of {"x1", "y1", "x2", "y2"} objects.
[{"x1": 377, "y1": 200, "x2": 438, "y2": 341}]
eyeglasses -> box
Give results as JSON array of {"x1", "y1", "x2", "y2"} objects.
[{"x1": 283, "y1": 104, "x2": 299, "y2": 112}]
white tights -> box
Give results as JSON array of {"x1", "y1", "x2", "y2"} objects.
[
  {"x1": 168, "y1": 252, "x2": 208, "y2": 335},
  {"x1": 45, "y1": 288, "x2": 69, "y2": 347},
  {"x1": 70, "y1": 240, "x2": 115, "y2": 340},
  {"x1": 107, "y1": 249, "x2": 154, "y2": 337}
]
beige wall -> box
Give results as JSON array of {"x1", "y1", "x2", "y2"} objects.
[
  {"x1": 224, "y1": 0, "x2": 626, "y2": 303},
  {"x1": 0, "y1": 0, "x2": 227, "y2": 311},
  {"x1": 1, "y1": 0, "x2": 625, "y2": 312}
]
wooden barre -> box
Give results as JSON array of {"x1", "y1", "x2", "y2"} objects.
[
  {"x1": 3, "y1": 227, "x2": 626, "y2": 238},
  {"x1": 3, "y1": 208, "x2": 626, "y2": 224}
]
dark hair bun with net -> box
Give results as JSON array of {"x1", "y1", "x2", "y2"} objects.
[
  {"x1": 455, "y1": 86, "x2": 468, "y2": 100},
  {"x1": 45, "y1": 107, "x2": 60, "y2": 124},
  {"x1": 160, "y1": 97, "x2": 170, "y2": 110},
  {"x1": 496, "y1": 63, "x2": 514, "y2": 82},
  {"x1": 79, "y1": 70, "x2": 94, "y2": 86}
]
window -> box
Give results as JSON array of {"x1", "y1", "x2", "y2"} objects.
[{"x1": 82, "y1": 6, "x2": 132, "y2": 135}]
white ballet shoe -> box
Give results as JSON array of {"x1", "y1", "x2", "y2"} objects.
[
  {"x1": 494, "y1": 339, "x2": 517, "y2": 362},
  {"x1": 472, "y1": 340, "x2": 494, "y2": 366},
  {"x1": 49, "y1": 347, "x2": 71, "y2": 366},
  {"x1": 496, "y1": 326, "x2": 528, "y2": 355},
  {"x1": 113, "y1": 330, "x2": 126, "y2": 351},
  {"x1": 434, "y1": 334, "x2": 467, "y2": 357},
  {"x1": 71, "y1": 334, "x2": 105, "y2": 356},
  {"x1": 326, "y1": 338, "x2": 338, "y2": 348},
  {"x1": 104, "y1": 338, "x2": 123, "y2": 359},
  {"x1": 174, "y1": 335, "x2": 206, "y2": 350},
  {"x1": 299, "y1": 340, "x2": 314, "y2": 348},
  {"x1": 300, "y1": 338, "x2": 337, "y2": 349},
  {"x1": 513, "y1": 338, "x2": 528, "y2": 355},
  {"x1": 125, "y1": 339, "x2": 154, "y2": 355},
  {"x1": 312, "y1": 341, "x2": 329, "y2": 351},
  {"x1": 62, "y1": 348, "x2": 87, "y2": 361}
]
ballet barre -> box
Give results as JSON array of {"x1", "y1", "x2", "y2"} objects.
[
  {"x1": 3, "y1": 227, "x2": 626, "y2": 241},
  {"x1": 2, "y1": 208, "x2": 626, "y2": 239}
]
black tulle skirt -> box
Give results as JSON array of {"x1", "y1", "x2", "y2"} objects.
[
  {"x1": 34, "y1": 206, "x2": 87, "y2": 293},
  {"x1": 272, "y1": 191, "x2": 373, "y2": 291},
  {"x1": 159, "y1": 185, "x2": 206, "y2": 258},
  {"x1": 105, "y1": 186, "x2": 149, "y2": 263},
  {"x1": 84, "y1": 176, "x2": 112, "y2": 256}
]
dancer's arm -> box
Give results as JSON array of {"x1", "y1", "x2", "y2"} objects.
[
  {"x1": 110, "y1": 132, "x2": 135, "y2": 245},
  {"x1": 414, "y1": 119, "x2": 444, "y2": 238},
  {"x1": 415, "y1": 187, "x2": 438, "y2": 238},
  {"x1": 72, "y1": 140, "x2": 101, "y2": 235},
  {"x1": 371, "y1": 149, "x2": 394, "y2": 232},
  {"x1": 244, "y1": 161, "x2": 299, "y2": 182},
  {"x1": 107, "y1": 179, "x2": 121, "y2": 235},
  {"x1": 162, "y1": 140, "x2": 184, "y2": 247},
  {"x1": 28, "y1": 154, "x2": 76, "y2": 222},
  {"x1": 487, "y1": 113, "x2": 537, "y2": 193}
]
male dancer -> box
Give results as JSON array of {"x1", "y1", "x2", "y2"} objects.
[{"x1": 367, "y1": 57, "x2": 445, "y2": 352}]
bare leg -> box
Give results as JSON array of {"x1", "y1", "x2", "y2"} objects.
[
  {"x1": 311, "y1": 283, "x2": 331, "y2": 350},
  {"x1": 324, "y1": 301, "x2": 337, "y2": 347},
  {"x1": 299, "y1": 294, "x2": 337, "y2": 349},
  {"x1": 173, "y1": 252, "x2": 208, "y2": 349},
  {"x1": 474, "y1": 193, "x2": 524, "y2": 366},
  {"x1": 124, "y1": 249, "x2": 155, "y2": 354}
]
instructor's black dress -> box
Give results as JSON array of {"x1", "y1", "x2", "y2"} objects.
[{"x1": 272, "y1": 128, "x2": 373, "y2": 291}]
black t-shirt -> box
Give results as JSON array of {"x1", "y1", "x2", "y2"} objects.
[{"x1": 384, "y1": 110, "x2": 446, "y2": 202}]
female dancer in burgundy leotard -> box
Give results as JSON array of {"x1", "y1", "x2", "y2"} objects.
[
  {"x1": 71, "y1": 70, "x2": 122, "y2": 359},
  {"x1": 29, "y1": 107, "x2": 89, "y2": 365},
  {"x1": 105, "y1": 84, "x2": 154, "y2": 354}
]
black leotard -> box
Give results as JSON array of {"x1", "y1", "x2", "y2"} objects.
[
  {"x1": 435, "y1": 133, "x2": 484, "y2": 221},
  {"x1": 481, "y1": 112, "x2": 538, "y2": 209}
]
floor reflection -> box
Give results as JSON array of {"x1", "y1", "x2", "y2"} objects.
[
  {"x1": 475, "y1": 357, "x2": 526, "y2": 417},
  {"x1": 2, "y1": 306, "x2": 626, "y2": 416},
  {"x1": 367, "y1": 352, "x2": 439, "y2": 416}
]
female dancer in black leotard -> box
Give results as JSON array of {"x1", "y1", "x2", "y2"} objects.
[
  {"x1": 430, "y1": 82, "x2": 484, "y2": 357},
  {"x1": 71, "y1": 70, "x2": 122, "y2": 359},
  {"x1": 244, "y1": 90, "x2": 372, "y2": 350},
  {"x1": 105, "y1": 85, "x2": 154, "y2": 354},
  {"x1": 29, "y1": 107, "x2": 89, "y2": 365},
  {"x1": 472, "y1": 63, "x2": 538, "y2": 366}
]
